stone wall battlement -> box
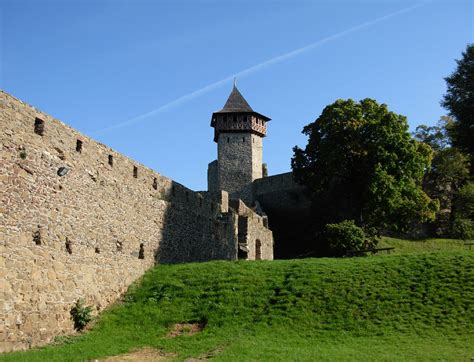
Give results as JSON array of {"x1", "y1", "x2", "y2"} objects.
[{"x1": 253, "y1": 172, "x2": 303, "y2": 196}]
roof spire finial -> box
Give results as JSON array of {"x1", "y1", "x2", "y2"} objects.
[{"x1": 233, "y1": 77, "x2": 237, "y2": 88}]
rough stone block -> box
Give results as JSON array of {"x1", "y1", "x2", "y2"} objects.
[{"x1": 220, "y1": 191, "x2": 228, "y2": 213}]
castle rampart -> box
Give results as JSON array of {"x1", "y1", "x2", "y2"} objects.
[{"x1": 0, "y1": 91, "x2": 272, "y2": 352}]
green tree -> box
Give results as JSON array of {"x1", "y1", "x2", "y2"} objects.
[
  {"x1": 414, "y1": 117, "x2": 470, "y2": 235},
  {"x1": 292, "y1": 98, "x2": 438, "y2": 234},
  {"x1": 451, "y1": 182, "x2": 474, "y2": 239},
  {"x1": 413, "y1": 116, "x2": 453, "y2": 152},
  {"x1": 424, "y1": 148, "x2": 469, "y2": 235},
  {"x1": 442, "y1": 44, "x2": 474, "y2": 175}
]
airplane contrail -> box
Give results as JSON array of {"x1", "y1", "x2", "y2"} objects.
[{"x1": 95, "y1": 1, "x2": 427, "y2": 134}]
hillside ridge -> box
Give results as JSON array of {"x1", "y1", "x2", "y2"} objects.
[{"x1": 3, "y1": 251, "x2": 473, "y2": 361}]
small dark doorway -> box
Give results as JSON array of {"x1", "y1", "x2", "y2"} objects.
[{"x1": 255, "y1": 239, "x2": 262, "y2": 260}]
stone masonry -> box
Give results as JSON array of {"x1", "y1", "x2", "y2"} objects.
[
  {"x1": 217, "y1": 132, "x2": 263, "y2": 204},
  {"x1": 207, "y1": 86, "x2": 313, "y2": 259},
  {"x1": 208, "y1": 85, "x2": 270, "y2": 205},
  {"x1": 0, "y1": 90, "x2": 273, "y2": 352}
]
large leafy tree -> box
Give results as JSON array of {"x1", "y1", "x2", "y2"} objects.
[
  {"x1": 442, "y1": 44, "x2": 474, "y2": 175},
  {"x1": 292, "y1": 98, "x2": 438, "y2": 233}
]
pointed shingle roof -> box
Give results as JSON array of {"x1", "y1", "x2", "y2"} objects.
[
  {"x1": 218, "y1": 85, "x2": 254, "y2": 113},
  {"x1": 211, "y1": 84, "x2": 270, "y2": 132}
]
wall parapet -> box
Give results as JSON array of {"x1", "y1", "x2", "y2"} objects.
[{"x1": 253, "y1": 172, "x2": 304, "y2": 196}]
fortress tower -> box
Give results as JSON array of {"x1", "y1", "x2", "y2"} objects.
[{"x1": 208, "y1": 84, "x2": 270, "y2": 204}]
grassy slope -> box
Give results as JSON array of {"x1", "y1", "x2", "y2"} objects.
[
  {"x1": 380, "y1": 237, "x2": 469, "y2": 254},
  {"x1": 3, "y1": 250, "x2": 473, "y2": 361}
]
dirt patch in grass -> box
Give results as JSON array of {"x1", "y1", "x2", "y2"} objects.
[
  {"x1": 167, "y1": 321, "x2": 206, "y2": 338},
  {"x1": 98, "y1": 348, "x2": 173, "y2": 361}
]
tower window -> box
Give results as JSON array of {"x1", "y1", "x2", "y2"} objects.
[
  {"x1": 34, "y1": 118, "x2": 44, "y2": 136},
  {"x1": 242, "y1": 137, "x2": 245, "y2": 143},
  {"x1": 227, "y1": 137, "x2": 230, "y2": 143},
  {"x1": 76, "y1": 139, "x2": 83, "y2": 153},
  {"x1": 133, "y1": 166, "x2": 138, "y2": 178},
  {"x1": 108, "y1": 155, "x2": 113, "y2": 166}
]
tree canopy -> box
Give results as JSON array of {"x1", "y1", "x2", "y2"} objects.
[
  {"x1": 414, "y1": 117, "x2": 469, "y2": 192},
  {"x1": 413, "y1": 116, "x2": 453, "y2": 152},
  {"x1": 442, "y1": 44, "x2": 474, "y2": 175},
  {"x1": 292, "y1": 98, "x2": 438, "y2": 233},
  {"x1": 414, "y1": 117, "x2": 470, "y2": 236}
]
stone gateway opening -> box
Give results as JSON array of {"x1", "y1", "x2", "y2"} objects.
[{"x1": 238, "y1": 244, "x2": 248, "y2": 260}]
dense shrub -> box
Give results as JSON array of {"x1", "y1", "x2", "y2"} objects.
[
  {"x1": 451, "y1": 218, "x2": 474, "y2": 240},
  {"x1": 324, "y1": 220, "x2": 377, "y2": 256}
]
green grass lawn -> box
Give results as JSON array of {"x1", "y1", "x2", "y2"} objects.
[
  {"x1": 379, "y1": 236, "x2": 470, "y2": 255},
  {"x1": 2, "y1": 252, "x2": 473, "y2": 361}
]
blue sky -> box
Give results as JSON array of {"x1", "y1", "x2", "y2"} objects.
[{"x1": 1, "y1": 0, "x2": 473, "y2": 190}]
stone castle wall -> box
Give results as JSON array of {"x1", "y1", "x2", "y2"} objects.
[
  {"x1": 230, "y1": 199, "x2": 273, "y2": 260},
  {"x1": 0, "y1": 91, "x2": 271, "y2": 352},
  {"x1": 252, "y1": 172, "x2": 312, "y2": 259},
  {"x1": 253, "y1": 172, "x2": 310, "y2": 213},
  {"x1": 253, "y1": 172, "x2": 301, "y2": 195},
  {"x1": 207, "y1": 159, "x2": 218, "y2": 194},
  {"x1": 215, "y1": 132, "x2": 263, "y2": 204}
]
